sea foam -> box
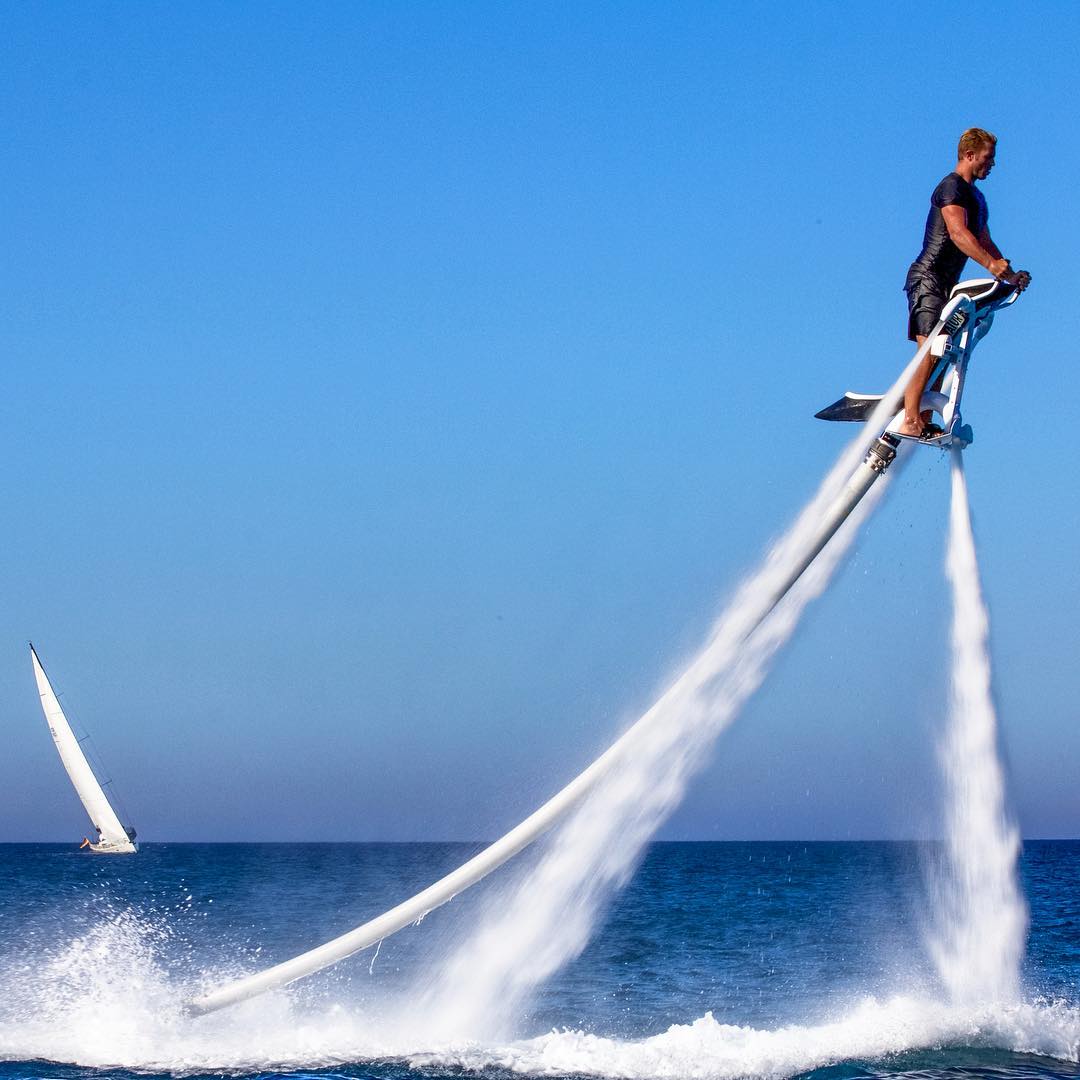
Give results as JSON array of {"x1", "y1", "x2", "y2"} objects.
[{"x1": 2, "y1": 910, "x2": 1078, "y2": 1080}]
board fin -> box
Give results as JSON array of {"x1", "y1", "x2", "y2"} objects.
[{"x1": 814, "y1": 392, "x2": 883, "y2": 423}]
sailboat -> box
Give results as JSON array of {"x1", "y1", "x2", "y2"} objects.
[{"x1": 30, "y1": 643, "x2": 138, "y2": 854}]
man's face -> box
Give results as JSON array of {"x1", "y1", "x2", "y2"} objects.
[{"x1": 968, "y1": 144, "x2": 996, "y2": 179}]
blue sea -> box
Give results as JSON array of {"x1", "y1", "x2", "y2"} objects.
[{"x1": 0, "y1": 841, "x2": 1077, "y2": 1080}]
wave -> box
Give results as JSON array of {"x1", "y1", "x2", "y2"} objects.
[
  {"x1": 418, "y1": 998, "x2": 1080, "y2": 1080},
  {"x1": 0, "y1": 913, "x2": 1077, "y2": 1077}
]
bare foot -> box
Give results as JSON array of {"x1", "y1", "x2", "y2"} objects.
[{"x1": 898, "y1": 416, "x2": 924, "y2": 437}]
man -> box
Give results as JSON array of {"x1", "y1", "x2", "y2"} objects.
[{"x1": 902, "y1": 128, "x2": 1031, "y2": 437}]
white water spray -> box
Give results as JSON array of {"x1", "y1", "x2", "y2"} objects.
[
  {"x1": 192, "y1": 337, "x2": 939, "y2": 1017},
  {"x1": 420, "y1": 445, "x2": 899, "y2": 1038},
  {"x1": 930, "y1": 449, "x2": 1026, "y2": 1004}
]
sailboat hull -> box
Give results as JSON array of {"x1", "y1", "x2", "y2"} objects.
[{"x1": 86, "y1": 840, "x2": 138, "y2": 854}]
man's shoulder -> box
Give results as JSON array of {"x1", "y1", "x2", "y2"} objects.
[{"x1": 932, "y1": 171, "x2": 975, "y2": 206}]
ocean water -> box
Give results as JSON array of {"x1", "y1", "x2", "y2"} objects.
[{"x1": 0, "y1": 841, "x2": 1078, "y2": 1080}]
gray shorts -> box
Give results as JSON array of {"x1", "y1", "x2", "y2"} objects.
[{"x1": 906, "y1": 280, "x2": 947, "y2": 341}]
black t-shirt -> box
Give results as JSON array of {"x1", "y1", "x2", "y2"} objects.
[{"x1": 905, "y1": 172, "x2": 988, "y2": 292}]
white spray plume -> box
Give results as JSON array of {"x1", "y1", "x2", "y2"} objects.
[
  {"x1": 421, "y1": 436, "x2": 900, "y2": 1038},
  {"x1": 927, "y1": 450, "x2": 1026, "y2": 1004}
]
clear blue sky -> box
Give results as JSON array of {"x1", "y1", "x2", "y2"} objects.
[{"x1": 2, "y1": 2, "x2": 1077, "y2": 842}]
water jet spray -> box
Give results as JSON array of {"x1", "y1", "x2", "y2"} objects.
[{"x1": 189, "y1": 279, "x2": 1023, "y2": 1017}]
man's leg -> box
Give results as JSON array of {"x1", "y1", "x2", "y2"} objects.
[
  {"x1": 902, "y1": 283, "x2": 946, "y2": 436},
  {"x1": 901, "y1": 336, "x2": 932, "y2": 436}
]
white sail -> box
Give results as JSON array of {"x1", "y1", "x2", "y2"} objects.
[{"x1": 30, "y1": 644, "x2": 137, "y2": 854}]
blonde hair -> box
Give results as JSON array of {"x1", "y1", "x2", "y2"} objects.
[{"x1": 958, "y1": 127, "x2": 997, "y2": 158}]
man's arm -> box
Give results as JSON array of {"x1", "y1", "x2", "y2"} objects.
[
  {"x1": 978, "y1": 228, "x2": 1005, "y2": 262},
  {"x1": 941, "y1": 204, "x2": 1009, "y2": 277},
  {"x1": 977, "y1": 225, "x2": 1031, "y2": 291}
]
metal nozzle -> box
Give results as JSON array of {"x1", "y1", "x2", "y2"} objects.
[{"x1": 865, "y1": 435, "x2": 898, "y2": 473}]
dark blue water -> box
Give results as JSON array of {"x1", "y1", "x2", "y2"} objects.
[{"x1": 0, "y1": 841, "x2": 1077, "y2": 1080}]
